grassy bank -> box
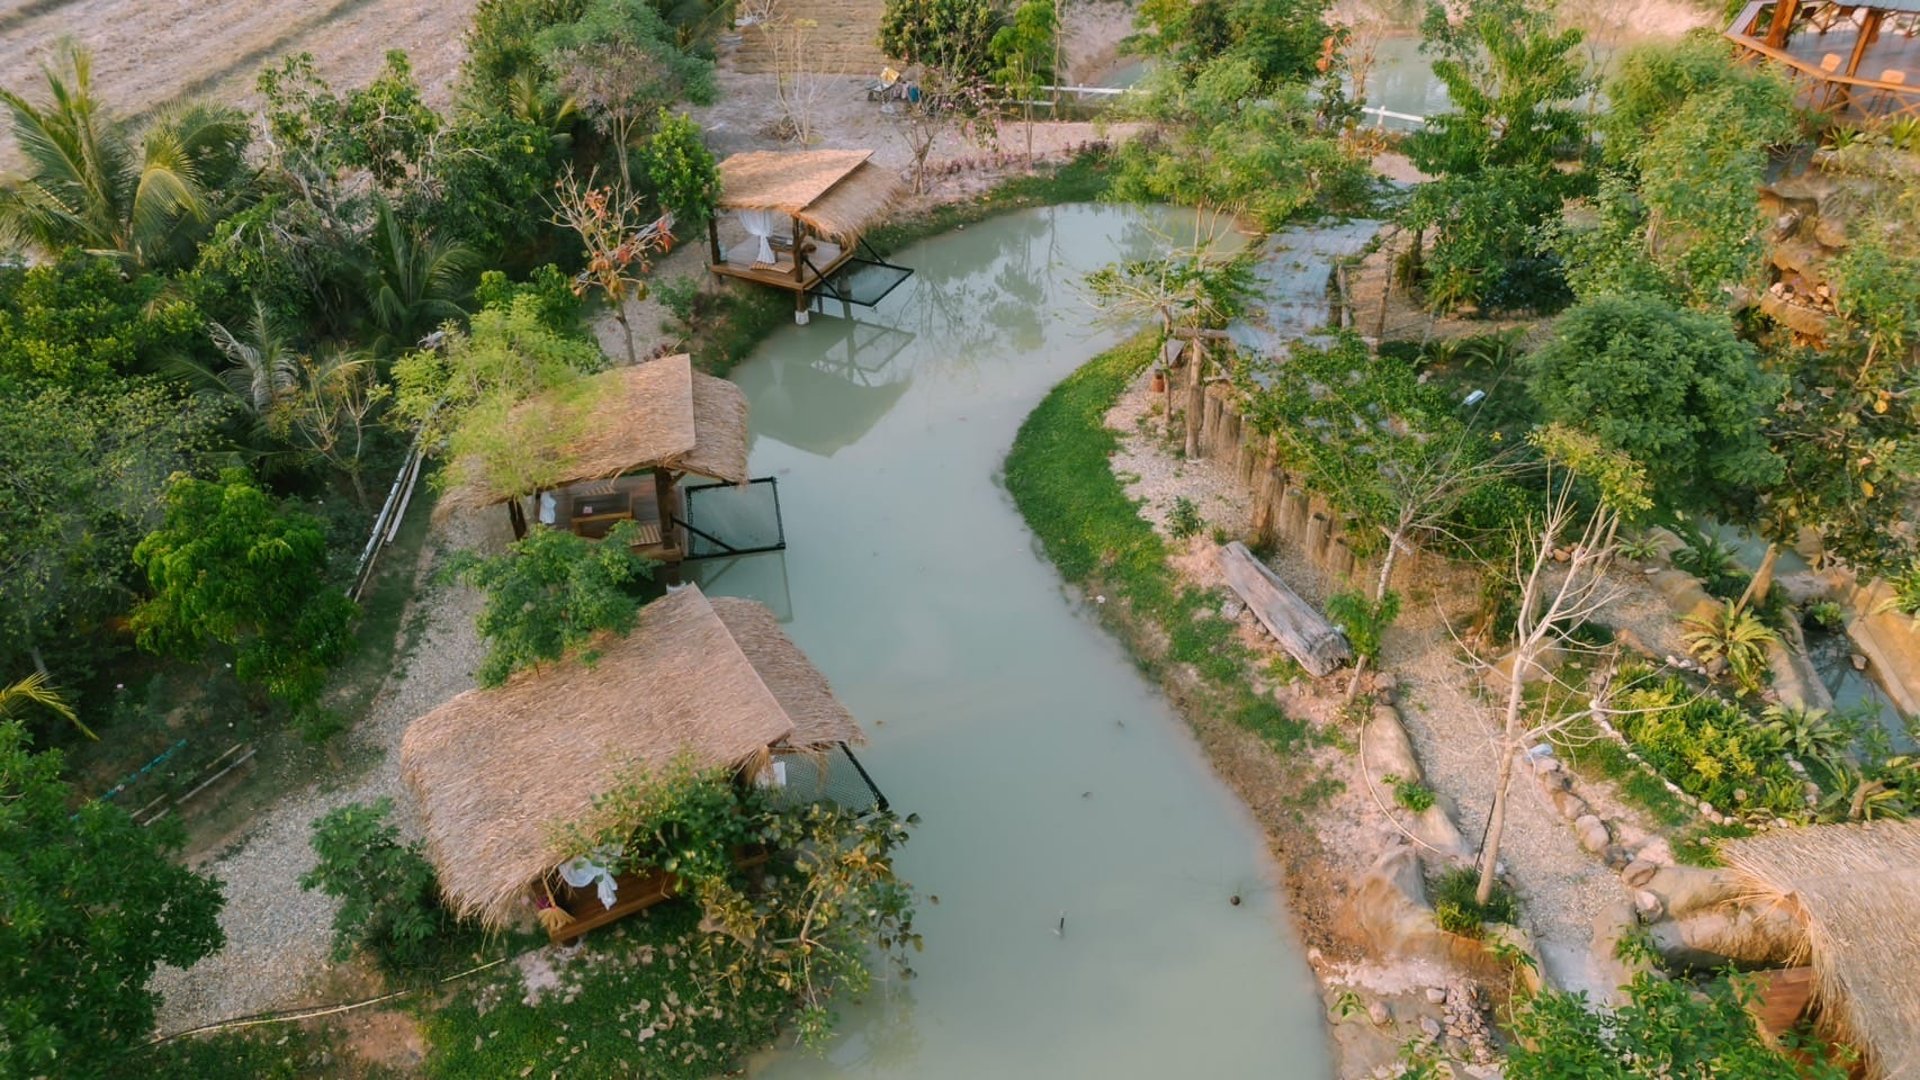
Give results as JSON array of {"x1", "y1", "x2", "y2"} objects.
[
  {"x1": 691, "y1": 153, "x2": 1116, "y2": 379},
  {"x1": 1002, "y1": 333, "x2": 1310, "y2": 756}
]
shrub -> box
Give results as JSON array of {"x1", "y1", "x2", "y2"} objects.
[
  {"x1": 1167, "y1": 496, "x2": 1203, "y2": 539},
  {"x1": 1615, "y1": 672, "x2": 1806, "y2": 816},
  {"x1": 301, "y1": 798, "x2": 458, "y2": 972},
  {"x1": 1326, "y1": 589, "x2": 1401, "y2": 666},
  {"x1": 1429, "y1": 866, "x2": 1517, "y2": 937},
  {"x1": 1803, "y1": 599, "x2": 1847, "y2": 633},
  {"x1": 1383, "y1": 773, "x2": 1436, "y2": 813},
  {"x1": 1681, "y1": 600, "x2": 1778, "y2": 695}
]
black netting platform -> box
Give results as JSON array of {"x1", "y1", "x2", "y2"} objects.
[
  {"x1": 811, "y1": 256, "x2": 914, "y2": 309},
  {"x1": 766, "y1": 743, "x2": 890, "y2": 816},
  {"x1": 683, "y1": 477, "x2": 785, "y2": 559}
]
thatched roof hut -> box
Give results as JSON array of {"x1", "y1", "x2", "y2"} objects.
[
  {"x1": 399, "y1": 585, "x2": 862, "y2": 927},
  {"x1": 439, "y1": 354, "x2": 748, "y2": 515},
  {"x1": 715, "y1": 149, "x2": 902, "y2": 244},
  {"x1": 1721, "y1": 819, "x2": 1920, "y2": 1077}
]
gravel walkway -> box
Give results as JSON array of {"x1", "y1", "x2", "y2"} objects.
[{"x1": 151, "y1": 507, "x2": 508, "y2": 1034}]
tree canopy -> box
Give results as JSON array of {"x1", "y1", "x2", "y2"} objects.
[
  {"x1": 1527, "y1": 294, "x2": 1783, "y2": 516},
  {"x1": 0, "y1": 721, "x2": 226, "y2": 1075}
]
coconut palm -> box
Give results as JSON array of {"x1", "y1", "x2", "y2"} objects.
[
  {"x1": 364, "y1": 198, "x2": 475, "y2": 353},
  {"x1": 1681, "y1": 599, "x2": 1779, "y2": 695},
  {"x1": 203, "y1": 299, "x2": 301, "y2": 417},
  {"x1": 0, "y1": 672, "x2": 95, "y2": 740},
  {"x1": 0, "y1": 44, "x2": 248, "y2": 268}
]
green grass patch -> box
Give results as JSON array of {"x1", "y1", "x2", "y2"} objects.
[
  {"x1": 112, "y1": 1022, "x2": 381, "y2": 1080},
  {"x1": 865, "y1": 153, "x2": 1115, "y2": 255},
  {"x1": 420, "y1": 904, "x2": 792, "y2": 1080},
  {"x1": 1003, "y1": 332, "x2": 1310, "y2": 757},
  {"x1": 1429, "y1": 866, "x2": 1519, "y2": 938}
]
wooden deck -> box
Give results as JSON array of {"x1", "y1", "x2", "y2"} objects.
[
  {"x1": 710, "y1": 236, "x2": 852, "y2": 293},
  {"x1": 539, "y1": 848, "x2": 771, "y2": 945},
  {"x1": 538, "y1": 472, "x2": 685, "y2": 564},
  {"x1": 1729, "y1": 1, "x2": 1920, "y2": 120}
]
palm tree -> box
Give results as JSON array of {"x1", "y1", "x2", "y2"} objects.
[
  {"x1": 364, "y1": 198, "x2": 475, "y2": 353},
  {"x1": 0, "y1": 44, "x2": 248, "y2": 268},
  {"x1": 0, "y1": 672, "x2": 95, "y2": 740},
  {"x1": 204, "y1": 298, "x2": 301, "y2": 417}
]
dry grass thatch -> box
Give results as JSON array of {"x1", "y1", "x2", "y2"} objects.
[
  {"x1": 717, "y1": 150, "x2": 902, "y2": 242},
  {"x1": 399, "y1": 585, "x2": 863, "y2": 927},
  {"x1": 440, "y1": 354, "x2": 748, "y2": 513},
  {"x1": 1721, "y1": 819, "x2": 1920, "y2": 1078}
]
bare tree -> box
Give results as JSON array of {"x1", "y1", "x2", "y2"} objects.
[
  {"x1": 552, "y1": 43, "x2": 686, "y2": 191},
  {"x1": 549, "y1": 169, "x2": 674, "y2": 365},
  {"x1": 273, "y1": 348, "x2": 382, "y2": 507},
  {"x1": 754, "y1": 0, "x2": 831, "y2": 145},
  {"x1": 890, "y1": 69, "x2": 997, "y2": 195},
  {"x1": 1467, "y1": 427, "x2": 1648, "y2": 906}
]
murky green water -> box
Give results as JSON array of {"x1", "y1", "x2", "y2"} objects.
[{"x1": 693, "y1": 206, "x2": 1335, "y2": 1078}]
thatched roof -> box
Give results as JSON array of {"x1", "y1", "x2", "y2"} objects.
[
  {"x1": 1721, "y1": 819, "x2": 1920, "y2": 1078},
  {"x1": 717, "y1": 150, "x2": 902, "y2": 242},
  {"x1": 440, "y1": 354, "x2": 749, "y2": 513},
  {"x1": 399, "y1": 585, "x2": 863, "y2": 927}
]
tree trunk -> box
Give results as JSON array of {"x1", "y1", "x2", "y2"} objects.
[
  {"x1": 1185, "y1": 339, "x2": 1205, "y2": 459},
  {"x1": 1736, "y1": 542, "x2": 1780, "y2": 612},
  {"x1": 1477, "y1": 647, "x2": 1530, "y2": 907},
  {"x1": 616, "y1": 308, "x2": 638, "y2": 365},
  {"x1": 1343, "y1": 531, "x2": 1405, "y2": 703}
]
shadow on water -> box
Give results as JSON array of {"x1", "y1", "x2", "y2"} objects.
[{"x1": 692, "y1": 205, "x2": 1355, "y2": 1079}]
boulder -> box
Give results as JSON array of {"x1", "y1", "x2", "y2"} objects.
[
  {"x1": 1351, "y1": 845, "x2": 1448, "y2": 961},
  {"x1": 1361, "y1": 703, "x2": 1424, "y2": 785},
  {"x1": 1642, "y1": 865, "x2": 1740, "y2": 917},
  {"x1": 1574, "y1": 814, "x2": 1612, "y2": 854},
  {"x1": 1550, "y1": 788, "x2": 1589, "y2": 820},
  {"x1": 1621, "y1": 859, "x2": 1661, "y2": 889},
  {"x1": 1411, "y1": 802, "x2": 1472, "y2": 859}
]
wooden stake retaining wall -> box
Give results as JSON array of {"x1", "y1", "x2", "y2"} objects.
[{"x1": 1178, "y1": 374, "x2": 1424, "y2": 592}]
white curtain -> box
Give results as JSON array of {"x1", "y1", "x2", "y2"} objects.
[
  {"x1": 738, "y1": 208, "x2": 779, "y2": 266},
  {"x1": 559, "y1": 848, "x2": 621, "y2": 910}
]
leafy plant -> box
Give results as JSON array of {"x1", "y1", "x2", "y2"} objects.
[
  {"x1": 131, "y1": 470, "x2": 359, "y2": 708},
  {"x1": 301, "y1": 797, "x2": 460, "y2": 972},
  {"x1": 1802, "y1": 599, "x2": 1847, "y2": 633},
  {"x1": 1889, "y1": 560, "x2": 1920, "y2": 619},
  {"x1": 1429, "y1": 865, "x2": 1517, "y2": 937},
  {"x1": 0, "y1": 721, "x2": 225, "y2": 1076},
  {"x1": 1619, "y1": 532, "x2": 1663, "y2": 562},
  {"x1": 1382, "y1": 772, "x2": 1437, "y2": 813},
  {"x1": 1681, "y1": 600, "x2": 1779, "y2": 696},
  {"x1": 1760, "y1": 704, "x2": 1849, "y2": 772},
  {"x1": 1507, "y1": 971, "x2": 1851, "y2": 1079},
  {"x1": 445, "y1": 519, "x2": 656, "y2": 686},
  {"x1": 1615, "y1": 671, "x2": 1806, "y2": 815},
  {"x1": 1167, "y1": 496, "x2": 1204, "y2": 539},
  {"x1": 1672, "y1": 532, "x2": 1743, "y2": 584},
  {"x1": 1326, "y1": 589, "x2": 1401, "y2": 667},
  {"x1": 1887, "y1": 115, "x2": 1920, "y2": 153}
]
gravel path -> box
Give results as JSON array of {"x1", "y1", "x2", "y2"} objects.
[{"x1": 151, "y1": 507, "x2": 507, "y2": 1034}]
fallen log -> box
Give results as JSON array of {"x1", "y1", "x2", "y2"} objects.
[{"x1": 1215, "y1": 541, "x2": 1352, "y2": 677}]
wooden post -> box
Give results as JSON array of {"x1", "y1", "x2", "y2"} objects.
[
  {"x1": 708, "y1": 215, "x2": 723, "y2": 266},
  {"x1": 1331, "y1": 535, "x2": 1356, "y2": 578},
  {"x1": 1306, "y1": 512, "x2": 1332, "y2": 562},
  {"x1": 791, "y1": 217, "x2": 810, "y2": 325},
  {"x1": 506, "y1": 499, "x2": 528, "y2": 540},
  {"x1": 1251, "y1": 468, "x2": 1277, "y2": 543},
  {"x1": 1839, "y1": 8, "x2": 1884, "y2": 110},
  {"x1": 655, "y1": 469, "x2": 678, "y2": 551},
  {"x1": 1765, "y1": 0, "x2": 1800, "y2": 48},
  {"x1": 1287, "y1": 486, "x2": 1311, "y2": 540},
  {"x1": 1278, "y1": 487, "x2": 1305, "y2": 542}
]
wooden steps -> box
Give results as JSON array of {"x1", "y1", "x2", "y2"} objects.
[{"x1": 725, "y1": 0, "x2": 889, "y2": 75}]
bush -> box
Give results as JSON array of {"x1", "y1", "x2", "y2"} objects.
[
  {"x1": 1803, "y1": 599, "x2": 1847, "y2": 633},
  {"x1": 301, "y1": 798, "x2": 458, "y2": 972},
  {"x1": 1429, "y1": 866, "x2": 1517, "y2": 937},
  {"x1": 1383, "y1": 773, "x2": 1436, "y2": 813},
  {"x1": 1615, "y1": 672, "x2": 1807, "y2": 816},
  {"x1": 1167, "y1": 496, "x2": 1203, "y2": 539}
]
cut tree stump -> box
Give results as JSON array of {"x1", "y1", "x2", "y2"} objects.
[{"x1": 1215, "y1": 541, "x2": 1352, "y2": 677}]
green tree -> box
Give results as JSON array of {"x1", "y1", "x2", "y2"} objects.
[
  {"x1": 1128, "y1": 0, "x2": 1331, "y2": 90},
  {"x1": 391, "y1": 292, "x2": 602, "y2": 446},
  {"x1": 301, "y1": 798, "x2": 458, "y2": 972},
  {"x1": 880, "y1": 0, "x2": 1002, "y2": 75},
  {"x1": 641, "y1": 110, "x2": 720, "y2": 228},
  {"x1": 445, "y1": 520, "x2": 656, "y2": 686},
  {"x1": 1400, "y1": 0, "x2": 1590, "y2": 312},
  {"x1": 256, "y1": 51, "x2": 441, "y2": 193},
  {"x1": 463, "y1": 0, "x2": 591, "y2": 100},
  {"x1": 0, "y1": 252, "x2": 205, "y2": 395},
  {"x1": 991, "y1": 0, "x2": 1056, "y2": 161},
  {"x1": 0, "y1": 721, "x2": 225, "y2": 1076},
  {"x1": 363, "y1": 199, "x2": 476, "y2": 354},
  {"x1": 1508, "y1": 971, "x2": 1850, "y2": 1079},
  {"x1": 0, "y1": 44, "x2": 248, "y2": 268},
  {"x1": 414, "y1": 113, "x2": 565, "y2": 268},
  {"x1": 0, "y1": 382, "x2": 228, "y2": 700},
  {"x1": 1527, "y1": 294, "x2": 1783, "y2": 516},
  {"x1": 131, "y1": 471, "x2": 359, "y2": 708}
]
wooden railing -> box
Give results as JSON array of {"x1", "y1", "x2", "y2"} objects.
[{"x1": 1726, "y1": 1, "x2": 1920, "y2": 120}]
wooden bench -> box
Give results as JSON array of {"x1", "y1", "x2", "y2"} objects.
[{"x1": 539, "y1": 848, "x2": 773, "y2": 946}]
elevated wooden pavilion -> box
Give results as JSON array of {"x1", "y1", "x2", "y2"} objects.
[
  {"x1": 1728, "y1": 0, "x2": 1920, "y2": 119},
  {"x1": 708, "y1": 150, "x2": 903, "y2": 324},
  {"x1": 438, "y1": 354, "x2": 748, "y2": 568},
  {"x1": 400, "y1": 585, "x2": 870, "y2": 943}
]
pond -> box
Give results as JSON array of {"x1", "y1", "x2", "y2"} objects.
[{"x1": 690, "y1": 205, "x2": 1343, "y2": 1078}]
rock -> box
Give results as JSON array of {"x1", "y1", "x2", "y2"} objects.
[
  {"x1": 1537, "y1": 768, "x2": 1573, "y2": 795},
  {"x1": 1604, "y1": 844, "x2": 1634, "y2": 871},
  {"x1": 1412, "y1": 803, "x2": 1472, "y2": 858},
  {"x1": 1575, "y1": 814, "x2": 1612, "y2": 854},
  {"x1": 1425, "y1": 987, "x2": 1448, "y2": 1004},
  {"x1": 1351, "y1": 845, "x2": 1449, "y2": 961},
  {"x1": 1644, "y1": 865, "x2": 1741, "y2": 917},
  {"x1": 1221, "y1": 597, "x2": 1246, "y2": 620},
  {"x1": 1361, "y1": 704, "x2": 1425, "y2": 786},
  {"x1": 1852, "y1": 653, "x2": 1869, "y2": 671},
  {"x1": 1420, "y1": 1015, "x2": 1442, "y2": 1039},
  {"x1": 1528, "y1": 751, "x2": 1561, "y2": 774},
  {"x1": 1621, "y1": 859, "x2": 1661, "y2": 888},
  {"x1": 1634, "y1": 889, "x2": 1664, "y2": 919},
  {"x1": 1550, "y1": 788, "x2": 1589, "y2": 820},
  {"x1": 1368, "y1": 999, "x2": 1391, "y2": 1027}
]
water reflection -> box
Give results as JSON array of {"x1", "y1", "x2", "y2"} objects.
[{"x1": 716, "y1": 205, "x2": 1339, "y2": 1080}]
